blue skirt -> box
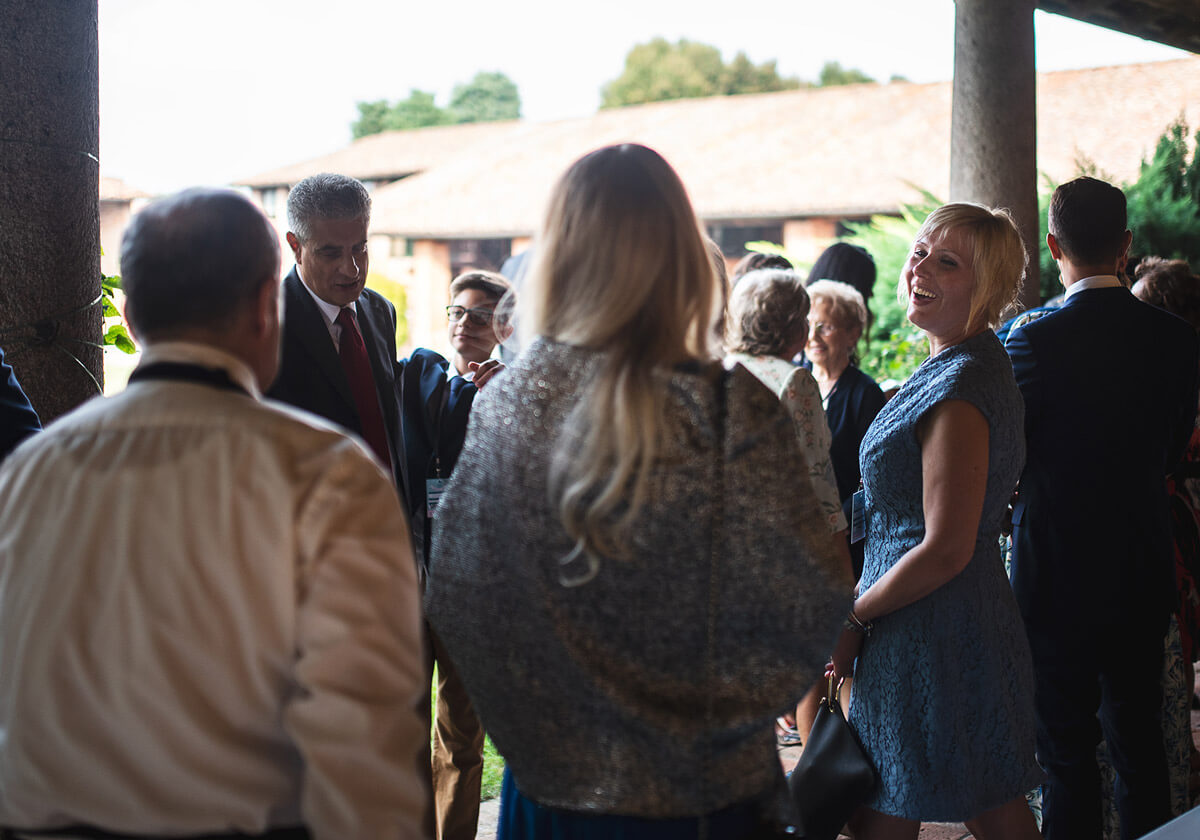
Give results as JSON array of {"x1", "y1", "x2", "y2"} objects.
[{"x1": 497, "y1": 767, "x2": 779, "y2": 839}]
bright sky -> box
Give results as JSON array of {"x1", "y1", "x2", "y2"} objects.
[{"x1": 98, "y1": 0, "x2": 1190, "y2": 195}]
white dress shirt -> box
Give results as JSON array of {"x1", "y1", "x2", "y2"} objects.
[
  {"x1": 1064, "y1": 273, "x2": 1124, "y2": 299},
  {"x1": 296, "y1": 269, "x2": 355, "y2": 350},
  {"x1": 0, "y1": 342, "x2": 426, "y2": 839}
]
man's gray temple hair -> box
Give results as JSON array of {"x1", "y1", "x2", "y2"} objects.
[{"x1": 286, "y1": 173, "x2": 372, "y2": 242}]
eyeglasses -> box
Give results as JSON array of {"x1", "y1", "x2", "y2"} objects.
[
  {"x1": 446, "y1": 305, "x2": 495, "y2": 327},
  {"x1": 808, "y1": 321, "x2": 841, "y2": 337}
]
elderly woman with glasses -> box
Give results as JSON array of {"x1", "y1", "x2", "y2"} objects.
[{"x1": 804, "y1": 279, "x2": 887, "y2": 580}]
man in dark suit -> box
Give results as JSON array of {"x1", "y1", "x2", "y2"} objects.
[
  {"x1": 267, "y1": 173, "x2": 408, "y2": 507},
  {"x1": 1006, "y1": 176, "x2": 1199, "y2": 839},
  {"x1": 399, "y1": 270, "x2": 507, "y2": 840}
]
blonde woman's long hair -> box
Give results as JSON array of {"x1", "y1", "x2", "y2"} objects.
[{"x1": 523, "y1": 144, "x2": 717, "y2": 579}]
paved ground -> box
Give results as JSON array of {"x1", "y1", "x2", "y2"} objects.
[{"x1": 474, "y1": 676, "x2": 1200, "y2": 839}]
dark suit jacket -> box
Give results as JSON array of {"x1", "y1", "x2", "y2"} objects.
[
  {"x1": 267, "y1": 268, "x2": 409, "y2": 508},
  {"x1": 0, "y1": 347, "x2": 40, "y2": 461},
  {"x1": 1006, "y1": 285, "x2": 1199, "y2": 641},
  {"x1": 398, "y1": 348, "x2": 477, "y2": 565}
]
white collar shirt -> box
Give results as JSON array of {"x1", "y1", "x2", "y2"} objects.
[
  {"x1": 296, "y1": 268, "x2": 357, "y2": 349},
  {"x1": 0, "y1": 341, "x2": 426, "y2": 838},
  {"x1": 1064, "y1": 274, "x2": 1124, "y2": 300}
]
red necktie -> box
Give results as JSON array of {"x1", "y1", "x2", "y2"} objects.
[{"x1": 335, "y1": 307, "x2": 390, "y2": 468}]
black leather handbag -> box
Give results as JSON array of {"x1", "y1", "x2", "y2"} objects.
[{"x1": 787, "y1": 676, "x2": 878, "y2": 840}]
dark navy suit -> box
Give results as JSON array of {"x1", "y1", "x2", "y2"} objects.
[
  {"x1": 398, "y1": 347, "x2": 485, "y2": 839},
  {"x1": 267, "y1": 268, "x2": 409, "y2": 508},
  {"x1": 398, "y1": 347, "x2": 476, "y2": 566},
  {"x1": 0, "y1": 347, "x2": 40, "y2": 461},
  {"x1": 1006, "y1": 283, "x2": 1199, "y2": 839}
]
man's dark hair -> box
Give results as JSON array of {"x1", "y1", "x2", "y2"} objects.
[
  {"x1": 286, "y1": 173, "x2": 371, "y2": 241},
  {"x1": 1048, "y1": 176, "x2": 1128, "y2": 266},
  {"x1": 731, "y1": 251, "x2": 793, "y2": 282},
  {"x1": 120, "y1": 188, "x2": 279, "y2": 338}
]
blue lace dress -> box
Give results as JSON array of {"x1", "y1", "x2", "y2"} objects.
[{"x1": 849, "y1": 330, "x2": 1042, "y2": 821}]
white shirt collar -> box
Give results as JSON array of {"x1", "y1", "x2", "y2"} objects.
[
  {"x1": 296, "y1": 267, "x2": 355, "y2": 326},
  {"x1": 136, "y1": 341, "x2": 262, "y2": 399},
  {"x1": 1064, "y1": 274, "x2": 1123, "y2": 300}
]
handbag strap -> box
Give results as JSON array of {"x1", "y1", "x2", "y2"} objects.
[{"x1": 826, "y1": 673, "x2": 843, "y2": 712}]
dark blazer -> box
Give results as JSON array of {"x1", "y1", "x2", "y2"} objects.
[
  {"x1": 267, "y1": 268, "x2": 409, "y2": 507},
  {"x1": 0, "y1": 347, "x2": 40, "y2": 461},
  {"x1": 398, "y1": 348, "x2": 477, "y2": 564},
  {"x1": 1006, "y1": 285, "x2": 1199, "y2": 640}
]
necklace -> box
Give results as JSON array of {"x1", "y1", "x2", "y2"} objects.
[{"x1": 816, "y1": 367, "x2": 843, "y2": 407}]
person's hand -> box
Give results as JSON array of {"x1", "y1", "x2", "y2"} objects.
[
  {"x1": 1002, "y1": 487, "x2": 1019, "y2": 537},
  {"x1": 468, "y1": 359, "x2": 505, "y2": 389},
  {"x1": 826, "y1": 627, "x2": 863, "y2": 680}
]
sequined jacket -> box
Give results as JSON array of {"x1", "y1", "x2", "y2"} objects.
[{"x1": 425, "y1": 338, "x2": 850, "y2": 819}]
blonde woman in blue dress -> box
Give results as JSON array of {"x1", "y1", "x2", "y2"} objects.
[{"x1": 829, "y1": 203, "x2": 1041, "y2": 839}]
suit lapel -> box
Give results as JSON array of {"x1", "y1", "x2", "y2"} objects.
[
  {"x1": 420, "y1": 358, "x2": 448, "y2": 444},
  {"x1": 283, "y1": 270, "x2": 357, "y2": 412}
]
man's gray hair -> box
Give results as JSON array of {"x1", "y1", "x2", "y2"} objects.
[{"x1": 286, "y1": 173, "x2": 371, "y2": 241}]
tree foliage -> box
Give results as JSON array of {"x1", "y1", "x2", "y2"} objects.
[
  {"x1": 352, "y1": 72, "x2": 521, "y2": 139},
  {"x1": 448, "y1": 71, "x2": 521, "y2": 124},
  {"x1": 600, "y1": 38, "x2": 801, "y2": 108},
  {"x1": 600, "y1": 40, "x2": 882, "y2": 108},
  {"x1": 817, "y1": 61, "x2": 875, "y2": 87},
  {"x1": 1038, "y1": 118, "x2": 1200, "y2": 297},
  {"x1": 828, "y1": 119, "x2": 1200, "y2": 384},
  {"x1": 1125, "y1": 118, "x2": 1200, "y2": 266}
]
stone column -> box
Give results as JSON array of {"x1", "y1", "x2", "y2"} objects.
[
  {"x1": 951, "y1": 0, "x2": 1041, "y2": 309},
  {"x1": 0, "y1": 1, "x2": 102, "y2": 422}
]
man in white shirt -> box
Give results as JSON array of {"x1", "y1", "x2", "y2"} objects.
[{"x1": 0, "y1": 189, "x2": 427, "y2": 839}]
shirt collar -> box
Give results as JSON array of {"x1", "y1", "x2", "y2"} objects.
[
  {"x1": 1065, "y1": 274, "x2": 1123, "y2": 300},
  {"x1": 137, "y1": 341, "x2": 262, "y2": 400},
  {"x1": 296, "y1": 267, "x2": 355, "y2": 325}
]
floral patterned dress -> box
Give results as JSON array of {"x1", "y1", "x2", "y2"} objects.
[{"x1": 727, "y1": 353, "x2": 846, "y2": 533}]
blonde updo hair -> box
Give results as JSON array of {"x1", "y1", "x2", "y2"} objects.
[
  {"x1": 523, "y1": 143, "x2": 717, "y2": 573},
  {"x1": 901, "y1": 203, "x2": 1027, "y2": 335}
]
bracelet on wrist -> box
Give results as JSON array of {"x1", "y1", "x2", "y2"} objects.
[{"x1": 846, "y1": 606, "x2": 873, "y2": 636}]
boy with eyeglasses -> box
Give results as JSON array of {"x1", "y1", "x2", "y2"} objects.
[{"x1": 398, "y1": 269, "x2": 510, "y2": 840}]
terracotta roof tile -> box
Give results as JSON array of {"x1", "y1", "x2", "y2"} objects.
[
  {"x1": 244, "y1": 57, "x2": 1200, "y2": 238},
  {"x1": 234, "y1": 120, "x2": 521, "y2": 187}
]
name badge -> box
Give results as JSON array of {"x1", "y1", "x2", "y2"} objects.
[
  {"x1": 426, "y1": 478, "x2": 448, "y2": 517},
  {"x1": 850, "y1": 489, "x2": 866, "y2": 544}
]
